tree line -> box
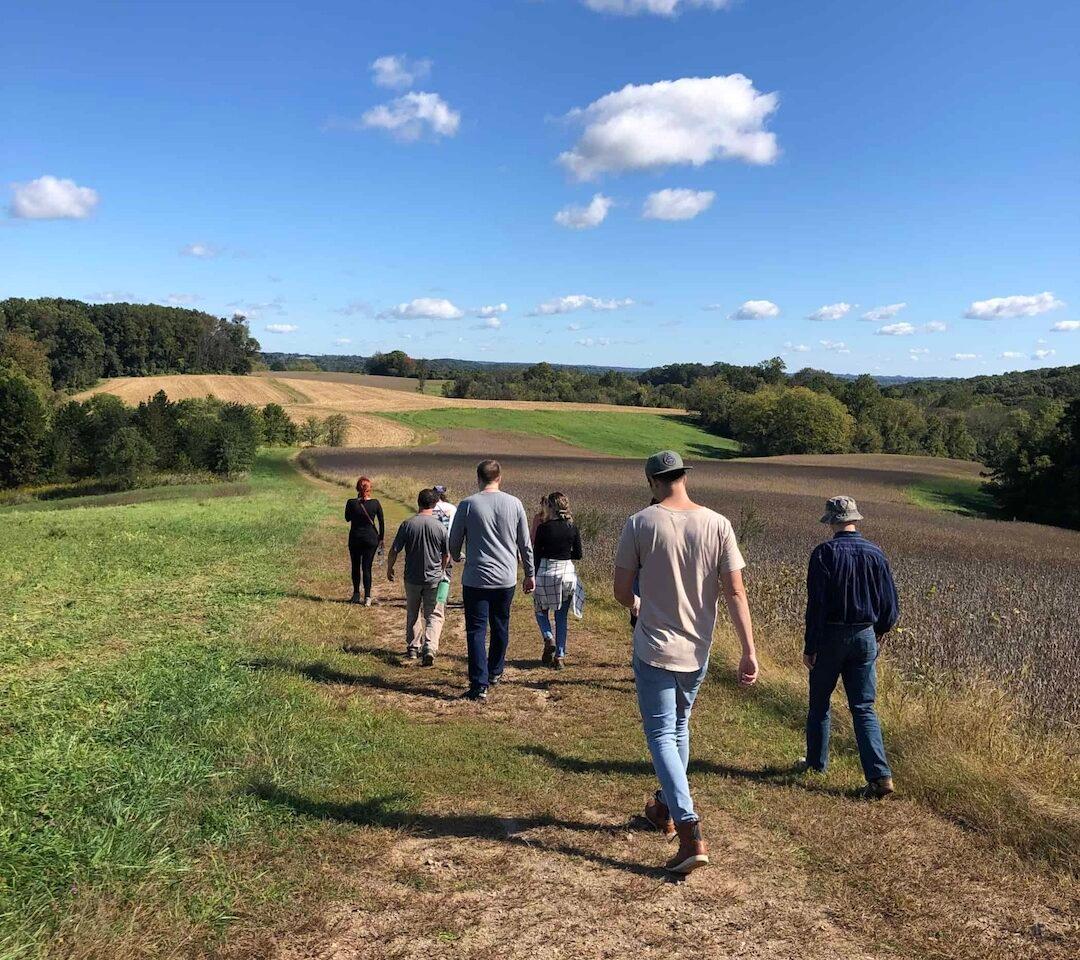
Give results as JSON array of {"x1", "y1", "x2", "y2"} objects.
[{"x1": 0, "y1": 297, "x2": 259, "y2": 391}]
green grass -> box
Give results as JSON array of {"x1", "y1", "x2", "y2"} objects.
[
  {"x1": 907, "y1": 475, "x2": 996, "y2": 518},
  {"x1": 0, "y1": 452, "x2": 546, "y2": 955},
  {"x1": 383, "y1": 408, "x2": 739, "y2": 459}
]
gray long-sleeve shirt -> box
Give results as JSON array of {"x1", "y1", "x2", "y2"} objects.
[{"x1": 448, "y1": 489, "x2": 535, "y2": 589}]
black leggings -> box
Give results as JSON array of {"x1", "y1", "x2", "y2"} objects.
[{"x1": 349, "y1": 539, "x2": 379, "y2": 595}]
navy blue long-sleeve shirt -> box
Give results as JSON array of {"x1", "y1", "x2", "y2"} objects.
[{"x1": 804, "y1": 531, "x2": 899, "y2": 655}]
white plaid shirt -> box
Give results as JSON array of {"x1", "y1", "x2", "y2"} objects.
[{"x1": 533, "y1": 558, "x2": 585, "y2": 617}]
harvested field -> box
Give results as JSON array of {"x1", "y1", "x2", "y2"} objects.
[
  {"x1": 252, "y1": 370, "x2": 448, "y2": 395},
  {"x1": 310, "y1": 447, "x2": 1080, "y2": 726}
]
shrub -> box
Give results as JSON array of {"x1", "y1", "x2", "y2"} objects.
[
  {"x1": 0, "y1": 365, "x2": 49, "y2": 486},
  {"x1": 97, "y1": 427, "x2": 156, "y2": 488}
]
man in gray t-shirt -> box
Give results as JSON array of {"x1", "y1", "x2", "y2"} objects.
[
  {"x1": 448, "y1": 459, "x2": 535, "y2": 700},
  {"x1": 387, "y1": 488, "x2": 450, "y2": 665}
]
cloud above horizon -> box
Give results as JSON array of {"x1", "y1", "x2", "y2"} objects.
[
  {"x1": 381, "y1": 297, "x2": 464, "y2": 320},
  {"x1": 964, "y1": 291, "x2": 1064, "y2": 320},
  {"x1": 807, "y1": 302, "x2": 852, "y2": 322},
  {"x1": 359, "y1": 91, "x2": 460, "y2": 141},
  {"x1": 876, "y1": 321, "x2": 915, "y2": 336},
  {"x1": 558, "y1": 75, "x2": 779, "y2": 181},
  {"x1": 180, "y1": 242, "x2": 220, "y2": 258},
  {"x1": 642, "y1": 188, "x2": 715, "y2": 221},
  {"x1": 371, "y1": 54, "x2": 431, "y2": 89},
  {"x1": 475, "y1": 303, "x2": 509, "y2": 318},
  {"x1": 582, "y1": 0, "x2": 733, "y2": 15},
  {"x1": 529, "y1": 294, "x2": 635, "y2": 316},
  {"x1": 554, "y1": 193, "x2": 613, "y2": 229},
  {"x1": 727, "y1": 299, "x2": 780, "y2": 320},
  {"x1": 861, "y1": 302, "x2": 907, "y2": 322},
  {"x1": 9, "y1": 175, "x2": 99, "y2": 219},
  {"x1": 1051, "y1": 320, "x2": 1080, "y2": 332},
  {"x1": 265, "y1": 323, "x2": 298, "y2": 334}
]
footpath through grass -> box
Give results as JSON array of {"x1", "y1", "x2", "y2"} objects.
[{"x1": 383, "y1": 408, "x2": 739, "y2": 459}]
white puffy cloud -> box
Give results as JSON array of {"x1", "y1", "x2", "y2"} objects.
[
  {"x1": 952, "y1": 353, "x2": 978, "y2": 361},
  {"x1": 475, "y1": 303, "x2": 509, "y2": 318},
  {"x1": 908, "y1": 348, "x2": 930, "y2": 358},
  {"x1": 582, "y1": 0, "x2": 732, "y2": 14},
  {"x1": 529, "y1": 294, "x2": 634, "y2": 316},
  {"x1": 265, "y1": 323, "x2": 298, "y2": 334},
  {"x1": 727, "y1": 299, "x2": 779, "y2": 320},
  {"x1": 1000, "y1": 351, "x2": 1025, "y2": 359},
  {"x1": 371, "y1": 54, "x2": 431, "y2": 90},
  {"x1": 807, "y1": 302, "x2": 852, "y2": 322},
  {"x1": 1051, "y1": 320, "x2": 1080, "y2": 332},
  {"x1": 819, "y1": 339, "x2": 850, "y2": 354},
  {"x1": 642, "y1": 188, "x2": 715, "y2": 221},
  {"x1": 9, "y1": 175, "x2": 99, "y2": 219},
  {"x1": 964, "y1": 291, "x2": 1064, "y2": 320},
  {"x1": 783, "y1": 341, "x2": 811, "y2": 353},
  {"x1": 554, "y1": 193, "x2": 613, "y2": 229},
  {"x1": 475, "y1": 316, "x2": 503, "y2": 330},
  {"x1": 180, "y1": 242, "x2": 220, "y2": 258},
  {"x1": 876, "y1": 322, "x2": 915, "y2": 336},
  {"x1": 361, "y1": 92, "x2": 460, "y2": 141},
  {"x1": 861, "y1": 302, "x2": 907, "y2": 321},
  {"x1": 381, "y1": 297, "x2": 464, "y2": 320},
  {"x1": 165, "y1": 293, "x2": 201, "y2": 305},
  {"x1": 558, "y1": 75, "x2": 779, "y2": 181},
  {"x1": 923, "y1": 321, "x2": 948, "y2": 333},
  {"x1": 334, "y1": 337, "x2": 352, "y2": 346},
  {"x1": 1032, "y1": 348, "x2": 1056, "y2": 361},
  {"x1": 575, "y1": 337, "x2": 611, "y2": 347}
]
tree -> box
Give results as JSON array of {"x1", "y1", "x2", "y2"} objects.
[
  {"x1": 97, "y1": 427, "x2": 155, "y2": 488},
  {"x1": 416, "y1": 359, "x2": 430, "y2": 394},
  {"x1": 261, "y1": 403, "x2": 297, "y2": 445},
  {"x1": 297, "y1": 416, "x2": 325, "y2": 446},
  {"x1": 944, "y1": 416, "x2": 977, "y2": 461},
  {"x1": 323, "y1": 414, "x2": 349, "y2": 447},
  {"x1": 729, "y1": 386, "x2": 854, "y2": 456},
  {"x1": 686, "y1": 378, "x2": 737, "y2": 435},
  {"x1": 134, "y1": 390, "x2": 180, "y2": 468},
  {"x1": 0, "y1": 366, "x2": 49, "y2": 486},
  {"x1": 0, "y1": 331, "x2": 51, "y2": 388}
]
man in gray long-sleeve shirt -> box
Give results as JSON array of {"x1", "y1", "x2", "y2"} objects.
[{"x1": 448, "y1": 459, "x2": 535, "y2": 701}]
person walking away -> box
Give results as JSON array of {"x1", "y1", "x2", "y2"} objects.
[
  {"x1": 802, "y1": 496, "x2": 898, "y2": 799},
  {"x1": 345, "y1": 476, "x2": 384, "y2": 606},
  {"x1": 532, "y1": 492, "x2": 584, "y2": 669},
  {"x1": 448, "y1": 459, "x2": 535, "y2": 701},
  {"x1": 432, "y1": 484, "x2": 457, "y2": 532},
  {"x1": 614, "y1": 451, "x2": 758, "y2": 875},
  {"x1": 386, "y1": 488, "x2": 450, "y2": 666}
]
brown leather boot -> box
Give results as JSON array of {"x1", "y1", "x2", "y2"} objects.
[
  {"x1": 863, "y1": 776, "x2": 895, "y2": 799},
  {"x1": 643, "y1": 790, "x2": 675, "y2": 839},
  {"x1": 665, "y1": 820, "x2": 709, "y2": 875}
]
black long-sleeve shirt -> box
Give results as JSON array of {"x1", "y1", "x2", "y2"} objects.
[
  {"x1": 533, "y1": 518, "x2": 583, "y2": 562},
  {"x1": 345, "y1": 497, "x2": 385, "y2": 543},
  {"x1": 804, "y1": 531, "x2": 899, "y2": 655}
]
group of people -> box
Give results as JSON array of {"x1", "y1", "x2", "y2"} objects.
[{"x1": 345, "y1": 451, "x2": 900, "y2": 876}]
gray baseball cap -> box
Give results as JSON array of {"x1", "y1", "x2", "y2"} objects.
[
  {"x1": 821, "y1": 495, "x2": 864, "y2": 524},
  {"x1": 645, "y1": 450, "x2": 692, "y2": 479}
]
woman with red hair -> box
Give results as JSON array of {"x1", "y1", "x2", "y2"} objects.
[{"x1": 345, "y1": 476, "x2": 385, "y2": 605}]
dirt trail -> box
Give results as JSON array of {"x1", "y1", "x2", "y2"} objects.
[{"x1": 243, "y1": 478, "x2": 1077, "y2": 960}]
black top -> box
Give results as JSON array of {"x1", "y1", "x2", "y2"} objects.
[
  {"x1": 345, "y1": 497, "x2": 385, "y2": 542},
  {"x1": 534, "y1": 518, "x2": 582, "y2": 562}
]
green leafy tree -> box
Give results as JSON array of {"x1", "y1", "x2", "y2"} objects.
[
  {"x1": 730, "y1": 386, "x2": 854, "y2": 455},
  {"x1": 0, "y1": 331, "x2": 52, "y2": 388},
  {"x1": 323, "y1": 414, "x2": 349, "y2": 447},
  {"x1": 97, "y1": 427, "x2": 155, "y2": 489},
  {"x1": 0, "y1": 366, "x2": 49, "y2": 486},
  {"x1": 944, "y1": 415, "x2": 977, "y2": 461},
  {"x1": 134, "y1": 390, "x2": 180, "y2": 468},
  {"x1": 261, "y1": 403, "x2": 297, "y2": 445},
  {"x1": 297, "y1": 416, "x2": 325, "y2": 446}
]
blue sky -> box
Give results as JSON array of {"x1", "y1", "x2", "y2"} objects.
[{"x1": 2, "y1": 0, "x2": 1078, "y2": 375}]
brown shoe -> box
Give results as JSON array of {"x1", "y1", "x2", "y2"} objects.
[
  {"x1": 665, "y1": 820, "x2": 709, "y2": 875},
  {"x1": 863, "y1": 776, "x2": 895, "y2": 799},
  {"x1": 643, "y1": 791, "x2": 675, "y2": 839}
]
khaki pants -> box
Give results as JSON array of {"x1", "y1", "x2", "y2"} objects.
[{"x1": 405, "y1": 581, "x2": 446, "y2": 655}]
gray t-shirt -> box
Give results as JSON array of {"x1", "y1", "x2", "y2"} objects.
[
  {"x1": 448, "y1": 489, "x2": 535, "y2": 589},
  {"x1": 391, "y1": 513, "x2": 449, "y2": 586},
  {"x1": 615, "y1": 504, "x2": 745, "y2": 672}
]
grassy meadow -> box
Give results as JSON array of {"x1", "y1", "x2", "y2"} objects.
[
  {"x1": 1, "y1": 446, "x2": 1077, "y2": 958},
  {"x1": 381, "y1": 407, "x2": 740, "y2": 458}
]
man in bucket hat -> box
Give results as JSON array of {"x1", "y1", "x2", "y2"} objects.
[
  {"x1": 614, "y1": 451, "x2": 759, "y2": 874},
  {"x1": 801, "y1": 496, "x2": 899, "y2": 798}
]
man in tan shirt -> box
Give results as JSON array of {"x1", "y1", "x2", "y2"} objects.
[{"x1": 614, "y1": 450, "x2": 759, "y2": 875}]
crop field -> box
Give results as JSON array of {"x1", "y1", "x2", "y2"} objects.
[{"x1": 310, "y1": 447, "x2": 1080, "y2": 726}]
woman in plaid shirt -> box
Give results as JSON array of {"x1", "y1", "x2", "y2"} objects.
[{"x1": 532, "y1": 492, "x2": 584, "y2": 670}]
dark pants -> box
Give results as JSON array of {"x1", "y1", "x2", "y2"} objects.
[
  {"x1": 462, "y1": 585, "x2": 515, "y2": 690},
  {"x1": 349, "y1": 538, "x2": 378, "y2": 595},
  {"x1": 806, "y1": 625, "x2": 891, "y2": 781}
]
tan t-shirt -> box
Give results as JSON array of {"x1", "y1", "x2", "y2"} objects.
[{"x1": 615, "y1": 504, "x2": 745, "y2": 672}]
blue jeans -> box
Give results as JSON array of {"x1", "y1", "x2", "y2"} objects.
[
  {"x1": 806, "y1": 625, "x2": 892, "y2": 781},
  {"x1": 535, "y1": 598, "x2": 571, "y2": 656},
  {"x1": 462, "y1": 585, "x2": 515, "y2": 690},
  {"x1": 633, "y1": 656, "x2": 708, "y2": 824}
]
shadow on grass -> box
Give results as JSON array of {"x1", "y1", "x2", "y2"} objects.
[
  {"x1": 249, "y1": 782, "x2": 672, "y2": 879},
  {"x1": 660, "y1": 415, "x2": 741, "y2": 461},
  {"x1": 517, "y1": 745, "x2": 861, "y2": 800},
  {"x1": 241, "y1": 657, "x2": 460, "y2": 701}
]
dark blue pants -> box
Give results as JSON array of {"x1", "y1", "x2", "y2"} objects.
[
  {"x1": 462, "y1": 585, "x2": 515, "y2": 690},
  {"x1": 806, "y1": 625, "x2": 892, "y2": 781}
]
